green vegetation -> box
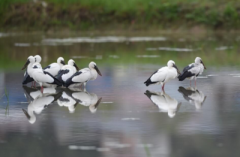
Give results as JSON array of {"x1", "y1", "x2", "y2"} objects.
[{"x1": 1, "y1": 0, "x2": 240, "y2": 31}]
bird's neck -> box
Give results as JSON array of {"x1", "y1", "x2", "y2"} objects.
[{"x1": 90, "y1": 69, "x2": 97, "y2": 79}]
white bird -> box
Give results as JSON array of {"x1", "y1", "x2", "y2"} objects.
[
  {"x1": 22, "y1": 55, "x2": 42, "y2": 86},
  {"x1": 30, "y1": 55, "x2": 43, "y2": 87},
  {"x1": 43, "y1": 57, "x2": 65, "y2": 76},
  {"x1": 178, "y1": 57, "x2": 206, "y2": 85},
  {"x1": 22, "y1": 88, "x2": 61, "y2": 124},
  {"x1": 65, "y1": 61, "x2": 102, "y2": 88},
  {"x1": 31, "y1": 67, "x2": 62, "y2": 93},
  {"x1": 178, "y1": 86, "x2": 207, "y2": 110},
  {"x1": 22, "y1": 56, "x2": 35, "y2": 85},
  {"x1": 70, "y1": 89, "x2": 102, "y2": 113},
  {"x1": 145, "y1": 90, "x2": 181, "y2": 118},
  {"x1": 56, "y1": 59, "x2": 79, "y2": 84},
  {"x1": 144, "y1": 60, "x2": 181, "y2": 91}
]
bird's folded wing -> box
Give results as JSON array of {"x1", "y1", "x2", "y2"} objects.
[
  {"x1": 150, "y1": 68, "x2": 168, "y2": 82},
  {"x1": 72, "y1": 68, "x2": 91, "y2": 83},
  {"x1": 188, "y1": 66, "x2": 200, "y2": 74},
  {"x1": 34, "y1": 71, "x2": 54, "y2": 83},
  {"x1": 182, "y1": 63, "x2": 194, "y2": 73}
]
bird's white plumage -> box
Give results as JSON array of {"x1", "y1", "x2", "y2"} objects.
[
  {"x1": 148, "y1": 60, "x2": 179, "y2": 85},
  {"x1": 31, "y1": 69, "x2": 54, "y2": 86},
  {"x1": 44, "y1": 57, "x2": 65, "y2": 76},
  {"x1": 59, "y1": 59, "x2": 78, "y2": 82},
  {"x1": 199, "y1": 64, "x2": 204, "y2": 75},
  {"x1": 188, "y1": 65, "x2": 202, "y2": 75},
  {"x1": 151, "y1": 67, "x2": 177, "y2": 84},
  {"x1": 32, "y1": 55, "x2": 42, "y2": 69},
  {"x1": 185, "y1": 57, "x2": 205, "y2": 81},
  {"x1": 26, "y1": 56, "x2": 36, "y2": 77},
  {"x1": 67, "y1": 62, "x2": 101, "y2": 88},
  {"x1": 72, "y1": 68, "x2": 93, "y2": 83}
]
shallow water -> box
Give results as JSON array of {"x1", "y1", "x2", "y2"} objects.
[{"x1": 1, "y1": 32, "x2": 240, "y2": 157}]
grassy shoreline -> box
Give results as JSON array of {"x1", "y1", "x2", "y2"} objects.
[{"x1": 1, "y1": 0, "x2": 240, "y2": 31}]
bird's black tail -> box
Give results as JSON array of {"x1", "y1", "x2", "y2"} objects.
[
  {"x1": 44, "y1": 71, "x2": 63, "y2": 86},
  {"x1": 64, "y1": 77, "x2": 72, "y2": 87},
  {"x1": 178, "y1": 71, "x2": 193, "y2": 81},
  {"x1": 144, "y1": 70, "x2": 158, "y2": 86},
  {"x1": 22, "y1": 73, "x2": 34, "y2": 85},
  {"x1": 65, "y1": 71, "x2": 82, "y2": 87},
  {"x1": 55, "y1": 70, "x2": 69, "y2": 85},
  {"x1": 144, "y1": 79, "x2": 151, "y2": 86},
  {"x1": 53, "y1": 77, "x2": 63, "y2": 86}
]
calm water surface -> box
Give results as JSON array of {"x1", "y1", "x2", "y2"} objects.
[{"x1": 0, "y1": 32, "x2": 240, "y2": 157}]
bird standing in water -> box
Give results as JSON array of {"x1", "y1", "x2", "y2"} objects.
[
  {"x1": 65, "y1": 61, "x2": 102, "y2": 89},
  {"x1": 144, "y1": 60, "x2": 181, "y2": 91},
  {"x1": 43, "y1": 57, "x2": 66, "y2": 76},
  {"x1": 178, "y1": 57, "x2": 206, "y2": 86}
]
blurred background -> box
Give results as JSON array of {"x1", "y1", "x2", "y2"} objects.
[{"x1": 1, "y1": 1, "x2": 240, "y2": 157}]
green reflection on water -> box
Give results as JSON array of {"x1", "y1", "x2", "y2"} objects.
[{"x1": 0, "y1": 32, "x2": 239, "y2": 70}]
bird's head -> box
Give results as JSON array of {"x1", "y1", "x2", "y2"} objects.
[
  {"x1": 57, "y1": 57, "x2": 65, "y2": 65},
  {"x1": 167, "y1": 60, "x2": 181, "y2": 75},
  {"x1": 68, "y1": 59, "x2": 79, "y2": 71},
  {"x1": 22, "y1": 56, "x2": 34, "y2": 70},
  {"x1": 195, "y1": 57, "x2": 206, "y2": 69},
  {"x1": 34, "y1": 55, "x2": 42, "y2": 63},
  {"x1": 89, "y1": 61, "x2": 102, "y2": 76}
]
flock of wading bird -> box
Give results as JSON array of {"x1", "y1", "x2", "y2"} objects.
[
  {"x1": 20, "y1": 55, "x2": 207, "y2": 120},
  {"x1": 144, "y1": 56, "x2": 206, "y2": 90},
  {"x1": 22, "y1": 55, "x2": 206, "y2": 92},
  {"x1": 22, "y1": 55, "x2": 102, "y2": 93}
]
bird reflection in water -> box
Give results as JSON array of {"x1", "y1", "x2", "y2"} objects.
[
  {"x1": 22, "y1": 86, "x2": 62, "y2": 124},
  {"x1": 57, "y1": 88, "x2": 78, "y2": 113},
  {"x1": 178, "y1": 86, "x2": 207, "y2": 110},
  {"x1": 57, "y1": 88, "x2": 102, "y2": 113},
  {"x1": 144, "y1": 90, "x2": 181, "y2": 118}
]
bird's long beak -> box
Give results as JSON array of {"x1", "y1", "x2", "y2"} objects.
[
  {"x1": 173, "y1": 64, "x2": 181, "y2": 75},
  {"x1": 61, "y1": 60, "x2": 66, "y2": 65},
  {"x1": 94, "y1": 97, "x2": 102, "y2": 108},
  {"x1": 201, "y1": 61, "x2": 206, "y2": 69},
  {"x1": 22, "y1": 109, "x2": 30, "y2": 120},
  {"x1": 94, "y1": 65, "x2": 102, "y2": 76},
  {"x1": 74, "y1": 63, "x2": 79, "y2": 71},
  {"x1": 22, "y1": 59, "x2": 30, "y2": 70}
]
